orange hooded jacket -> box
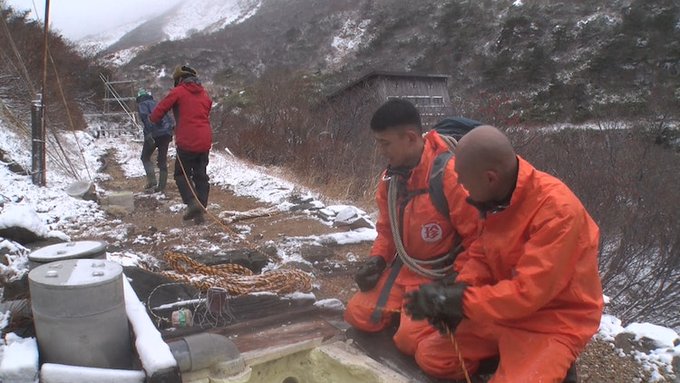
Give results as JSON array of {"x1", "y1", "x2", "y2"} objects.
[
  {"x1": 371, "y1": 131, "x2": 480, "y2": 286},
  {"x1": 458, "y1": 156, "x2": 603, "y2": 344}
]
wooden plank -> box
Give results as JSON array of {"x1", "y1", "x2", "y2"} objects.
[{"x1": 230, "y1": 318, "x2": 340, "y2": 353}]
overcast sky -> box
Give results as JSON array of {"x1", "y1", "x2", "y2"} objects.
[{"x1": 5, "y1": 0, "x2": 181, "y2": 40}]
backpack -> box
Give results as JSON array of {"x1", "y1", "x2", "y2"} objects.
[{"x1": 428, "y1": 116, "x2": 482, "y2": 219}]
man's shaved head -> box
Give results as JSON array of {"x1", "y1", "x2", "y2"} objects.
[
  {"x1": 456, "y1": 126, "x2": 516, "y2": 173},
  {"x1": 454, "y1": 126, "x2": 518, "y2": 203}
]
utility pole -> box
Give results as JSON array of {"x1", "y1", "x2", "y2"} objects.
[
  {"x1": 38, "y1": 0, "x2": 50, "y2": 186},
  {"x1": 31, "y1": 94, "x2": 44, "y2": 186}
]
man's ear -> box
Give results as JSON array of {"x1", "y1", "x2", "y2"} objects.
[{"x1": 404, "y1": 129, "x2": 421, "y2": 143}]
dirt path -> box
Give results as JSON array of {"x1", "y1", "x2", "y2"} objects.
[{"x1": 72, "y1": 149, "x2": 369, "y2": 302}]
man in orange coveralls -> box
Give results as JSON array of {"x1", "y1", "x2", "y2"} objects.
[
  {"x1": 406, "y1": 125, "x2": 604, "y2": 382},
  {"x1": 344, "y1": 99, "x2": 481, "y2": 358}
]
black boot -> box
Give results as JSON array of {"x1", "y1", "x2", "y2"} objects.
[
  {"x1": 183, "y1": 201, "x2": 203, "y2": 221},
  {"x1": 563, "y1": 362, "x2": 578, "y2": 383},
  {"x1": 155, "y1": 170, "x2": 168, "y2": 193}
]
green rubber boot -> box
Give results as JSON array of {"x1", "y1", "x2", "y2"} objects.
[
  {"x1": 143, "y1": 162, "x2": 157, "y2": 192},
  {"x1": 155, "y1": 170, "x2": 168, "y2": 193}
]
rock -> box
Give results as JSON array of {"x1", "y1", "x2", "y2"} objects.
[
  {"x1": 0, "y1": 227, "x2": 41, "y2": 245},
  {"x1": 300, "y1": 244, "x2": 333, "y2": 263},
  {"x1": 672, "y1": 355, "x2": 680, "y2": 382},
  {"x1": 334, "y1": 206, "x2": 361, "y2": 225},
  {"x1": 316, "y1": 208, "x2": 336, "y2": 221},
  {"x1": 289, "y1": 193, "x2": 323, "y2": 211},
  {"x1": 0, "y1": 149, "x2": 28, "y2": 176},
  {"x1": 348, "y1": 217, "x2": 374, "y2": 230},
  {"x1": 333, "y1": 206, "x2": 375, "y2": 230},
  {"x1": 0, "y1": 205, "x2": 52, "y2": 244},
  {"x1": 614, "y1": 332, "x2": 662, "y2": 354},
  {"x1": 65, "y1": 181, "x2": 97, "y2": 201},
  {"x1": 283, "y1": 261, "x2": 314, "y2": 273},
  {"x1": 192, "y1": 247, "x2": 273, "y2": 273}
]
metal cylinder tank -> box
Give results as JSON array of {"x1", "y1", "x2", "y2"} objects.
[{"x1": 28, "y1": 259, "x2": 132, "y2": 369}]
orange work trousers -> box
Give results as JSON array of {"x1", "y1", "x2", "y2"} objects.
[
  {"x1": 344, "y1": 271, "x2": 437, "y2": 356},
  {"x1": 415, "y1": 319, "x2": 579, "y2": 382}
]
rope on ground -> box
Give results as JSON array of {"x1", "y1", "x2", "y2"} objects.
[
  {"x1": 175, "y1": 152, "x2": 283, "y2": 260},
  {"x1": 160, "y1": 252, "x2": 313, "y2": 295}
]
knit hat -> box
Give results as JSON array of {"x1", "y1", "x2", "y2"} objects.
[
  {"x1": 172, "y1": 65, "x2": 198, "y2": 82},
  {"x1": 137, "y1": 88, "x2": 151, "y2": 98}
]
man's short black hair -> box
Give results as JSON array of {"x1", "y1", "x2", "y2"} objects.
[{"x1": 370, "y1": 98, "x2": 422, "y2": 132}]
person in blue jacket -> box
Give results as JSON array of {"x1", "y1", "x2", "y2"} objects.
[{"x1": 136, "y1": 89, "x2": 174, "y2": 192}]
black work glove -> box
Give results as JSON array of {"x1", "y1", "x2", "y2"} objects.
[
  {"x1": 354, "y1": 256, "x2": 386, "y2": 292},
  {"x1": 405, "y1": 281, "x2": 467, "y2": 334}
]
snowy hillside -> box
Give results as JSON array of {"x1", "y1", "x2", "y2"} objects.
[
  {"x1": 77, "y1": 18, "x2": 148, "y2": 55},
  {"x1": 160, "y1": 0, "x2": 263, "y2": 41},
  {"x1": 85, "y1": 0, "x2": 262, "y2": 59}
]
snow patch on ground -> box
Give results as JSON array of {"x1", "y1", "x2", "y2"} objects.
[
  {"x1": 285, "y1": 228, "x2": 377, "y2": 246},
  {"x1": 597, "y1": 314, "x2": 679, "y2": 381},
  {"x1": 0, "y1": 333, "x2": 38, "y2": 383},
  {"x1": 209, "y1": 148, "x2": 296, "y2": 206}
]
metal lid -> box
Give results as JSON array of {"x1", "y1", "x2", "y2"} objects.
[
  {"x1": 28, "y1": 259, "x2": 122, "y2": 288},
  {"x1": 29, "y1": 241, "x2": 107, "y2": 263}
]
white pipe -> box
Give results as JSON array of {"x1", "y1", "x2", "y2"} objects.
[{"x1": 40, "y1": 363, "x2": 145, "y2": 383}]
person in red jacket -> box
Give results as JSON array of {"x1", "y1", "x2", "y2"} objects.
[
  {"x1": 150, "y1": 65, "x2": 212, "y2": 224},
  {"x1": 406, "y1": 126, "x2": 603, "y2": 382},
  {"x1": 344, "y1": 99, "x2": 481, "y2": 361}
]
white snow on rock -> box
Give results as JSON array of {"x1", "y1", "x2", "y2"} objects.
[
  {"x1": 314, "y1": 298, "x2": 345, "y2": 311},
  {"x1": 625, "y1": 323, "x2": 679, "y2": 349},
  {"x1": 285, "y1": 292, "x2": 316, "y2": 301},
  {"x1": 597, "y1": 315, "x2": 679, "y2": 381},
  {"x1": 0, "y1": 204, "x2": 68, "y2": 241},
  {"x1": 0, "y1": 333, "x2": 39, "y2": 383},
  {"x1": 598, "y1": 314, "x2": 625, "y2": 341}
]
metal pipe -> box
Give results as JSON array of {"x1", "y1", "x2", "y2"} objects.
[{"x1": 166, "y1": 333, "x2": 245, "y2": 373}]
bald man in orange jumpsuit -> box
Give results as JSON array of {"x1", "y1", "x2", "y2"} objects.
[{"x1": 406, "y1": 126, "x2": 603, "y2": 382}]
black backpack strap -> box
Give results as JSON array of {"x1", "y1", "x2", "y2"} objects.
[{"x1": 429, "y1": 151, "x2": 453, "y2": 219}]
